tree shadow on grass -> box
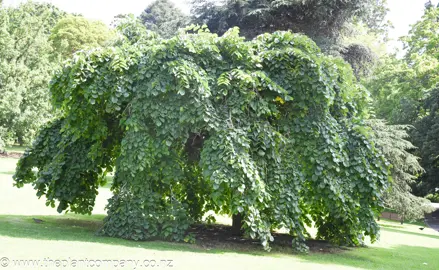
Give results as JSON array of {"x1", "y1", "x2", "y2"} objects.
[
  {"x1": 2, "y1": 215, "x2": 439, "y2": 269},
  {"x1": 0, "y1": 215, "x2": 203, "y2": 254},
  {"x1": 0, "y1": 214, "x2": 341, "y2": 256}
]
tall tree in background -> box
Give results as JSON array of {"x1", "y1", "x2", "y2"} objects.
[
  {"x1": 49, "y1": 15, "x2": 114, "y2": 59},
  {"x1": 364, "y1": 57, "x2": 432, "y2": 125},
  {"x1": 0, "y1": 1, "x2": 64, "y2": 146},
  {"x1": 190, "y1": 0, "x2": 389, "y2": 78},
  {"x1": 367, "y1": 4, "x2": 439, "y2": 196},
  {"x1": 191, "y1": 0, "x2": 388, "y2": 42},
  {"x1": 341, "y1": 23, "x2": 388, "y2": 78},
  {"x1": 0, "y1": 2, "x2": 114, "y2": 147},
  {"x1": 368, "y1": 120, "x2": 433, "y2": 222},
  {"x1": 412, "y1": 87, "x2": 439, "y2": 196},
  {"x1": 404, "y1": 0, "x2": 439, "y2": 60},
  {"x1": 140, "y1": 0, "x2": 188, "y2": 38}
]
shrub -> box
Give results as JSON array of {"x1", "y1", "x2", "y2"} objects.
[{"x1": 426, "y1": 193, "x2": 439, "y2": 203}]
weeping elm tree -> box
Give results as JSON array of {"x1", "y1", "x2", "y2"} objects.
[{"x1": 13, "y1": 23, "x2": 389, "y2": 252}]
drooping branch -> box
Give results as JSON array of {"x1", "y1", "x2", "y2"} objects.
[{"x1": 14, "y1": 23, "x2": 389, "y2": 252}]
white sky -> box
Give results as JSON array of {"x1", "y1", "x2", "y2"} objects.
[{"x1": 3, "y1": 0, "x2": 437, "y2": 52}]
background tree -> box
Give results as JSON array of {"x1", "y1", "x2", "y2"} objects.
[
  {"x1": 364, "y1": 57, "x2": 432, "y2": 125},
  {"x1": 190, "y1": 0, "x2": 389, "y2": 78},
  {"x1": 341, "y1": 23, "x2": 388, "y2": 78},
  {"x1": 411, "y1": 87, "x2": 439, "y2": 196},
  {"x1": 111, "y1": 13, "x2": 131, "y2": 28},
  {"x1": 0, "y1": 1, "x2": 64, "y2": 146},
  {"x1": 402, "y1": 2, "x2": 439, "y2": 61},
  {"x1": 0, "y1": 127, "x2": 5, "y2": 153},
  {"x1": 139, "y1": 0, "x2": 189, "y2": 38},
  {"x1": 367, "y1": 5, "x2": 439, "y2": 196},
  {"x1": 368, "y1": 120, "x2": 434, "y2": 222},
  {"x1": 49, "y1": 15, "x2": 114, "y2": 59},
  {"x1": 191, "y1": 0, "x2": 387, "y2": 39},
  {"x1": 0, "y1": 2, "x2": 115, "y2": 147}
]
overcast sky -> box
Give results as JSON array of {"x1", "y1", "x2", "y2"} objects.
[{"x1": 3, "y1": 0, "x2": 437, "y2": 52}]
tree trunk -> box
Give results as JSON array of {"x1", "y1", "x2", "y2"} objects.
[
  {"x1": 232, "y1": 213, "x2": 244, "y2": 236},
  {"x1": 17, "y1": 136, "x2": 24, "y2": 146},
  {"x1": 184, "y1": 132, "x2": 208, "y2": 163},
  {"x1": 377, "y1": 216, "x2": 380, "y2": 221}
]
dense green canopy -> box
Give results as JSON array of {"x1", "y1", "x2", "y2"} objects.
[
  {"x1": 190, "y1": 0, "x2": 389, "y2": 78},
  {"x1": 49, "y1": 15, "x2": 114, "y2": 58},
  {"x1": 0, "y1": 2, "x2": 63, "y2": 146},
  {"x1": 14, "y1": 23, "x2": 389, "y2": 251},
  {"x1": 191, "y1": 0, "x2": 388, "y2": 43},
  {"x1": 0, "y1": 2, "x2": 114, "y2": 147},
  {"x1": 412, "y1": 87, "x2": 439, "y2": 195},
  {"x1": 139, "y1": 0, "x2": 188, "y2": 38},
  {"x1": 367, "y1": 119, "x2": 433, "y2": 221}
]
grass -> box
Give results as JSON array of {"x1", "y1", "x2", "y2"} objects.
[
  {"x1": 301, "y1": 244, "x2": 439, "y2": 269},
  {"x1": 0, "y1": 214, "x2": 204, "y2": 253},
  {"x1": 303, "y1": 218, "x2": 439, "y2": 269},
  {"x1": 0, "y1": 214, "x2": 438, "y2": 269},
  {"x1": 0, "y1": 158, "x2": 18, "y2": 175},
  {"x1": 1, "y1": 157, "x2": 439, "y2": 269},
  {"x1": 381, "y1": 226, "x2": 439, "y2": 240},
  {"x1": 380, "y1": 217, "x2": 426, "y2": 227},
  {"x1": 4, "y1": 145, "x2": 27, "y2": 153},
  {"x1": 101, "y1": 175, "x2": 113, "y2": 189}
]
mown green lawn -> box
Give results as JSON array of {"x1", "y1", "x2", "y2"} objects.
[
  {"x1": 0, "y1": 158, "x2": 18, "y2": 175},
  {"x1": 4, "y1": 145, "x2": 27, "y2": 153},
  {"x1": 1, "y1": 157, "x2": 438, "y2": 270}
]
